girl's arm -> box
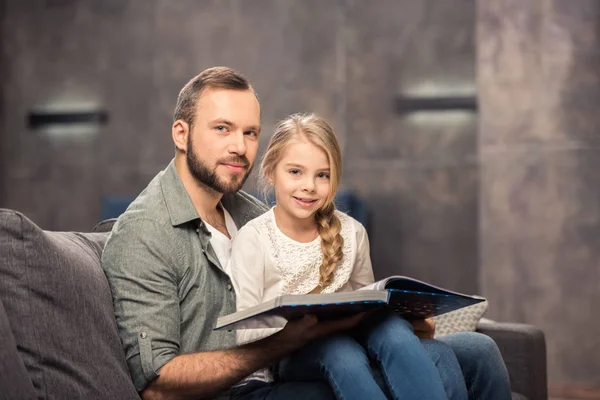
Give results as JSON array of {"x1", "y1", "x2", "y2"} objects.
[
  {"x1": 229, "y1": 225, "x2": 281, "y2": 344},
  {"x1": 349, "y1": 223, "x2": 376, "y2": 290}
]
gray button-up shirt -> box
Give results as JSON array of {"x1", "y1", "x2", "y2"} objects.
[{"x1": 101, "y1": 160, "x2": 267, "y2": 395}]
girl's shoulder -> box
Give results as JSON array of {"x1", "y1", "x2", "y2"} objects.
[
  {"x1": 237, "y1": 207, "x2": 275, "y2": 236},
  {"x1": 334, "y1": 209, "x2": 366, "y2": 234}
]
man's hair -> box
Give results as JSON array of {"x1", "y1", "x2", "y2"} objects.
[{"x1": 173, "y1": 66, "x2": 254, "y2": 127}]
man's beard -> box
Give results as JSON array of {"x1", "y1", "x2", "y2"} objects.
[{"x1": 186, "y1": 136, "x2": 252, "y2": 195}]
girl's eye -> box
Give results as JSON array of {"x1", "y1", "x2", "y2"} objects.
[
  {"x1": 317, "y1": 172, "x2": 330, "y2": 179},
  {"x1": 289, "y1": 169, "x2": 301, "y2": 175}
]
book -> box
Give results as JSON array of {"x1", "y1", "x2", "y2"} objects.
[{"x1": 214, "y1": 276, "x2": 486, "y2": 331}]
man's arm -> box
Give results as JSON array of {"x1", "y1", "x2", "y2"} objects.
[
  {"x1": 142, "y1": 313, "x2": 365, "y2": 400},
  {"x1": 102, "y1": 217, "x2": 194, "y2": 391}
]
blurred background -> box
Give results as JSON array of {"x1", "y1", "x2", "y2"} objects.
[{"x1": 0, "y1": 0, "x2": 598, "y2": 398}]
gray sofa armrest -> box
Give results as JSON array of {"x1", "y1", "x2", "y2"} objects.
[{"x1": 476, "y1": 321, "x2": 547, "y2": 400}]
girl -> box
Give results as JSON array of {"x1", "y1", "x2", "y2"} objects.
[{"x1": 229, "y1": 113, "x2": 466, "y2": 400}]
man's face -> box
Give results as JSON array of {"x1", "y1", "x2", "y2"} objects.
[{"x1": 186, "y1": 88, "x2": 261, "y2": 194}]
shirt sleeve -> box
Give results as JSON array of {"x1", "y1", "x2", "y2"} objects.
[
  {"x1": 229, "y1": 224, "x2": 282, "y2": 344},
  {"x1": 349, "y1": 223, "x2": 375, "y2": 290},
  {"x1": 101, "y1": 217, "x2": 181, "y2": 391}
]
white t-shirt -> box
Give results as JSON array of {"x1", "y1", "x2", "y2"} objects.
[{"x1": 204, "y1": 205, "x2": 238, "y2": 274}]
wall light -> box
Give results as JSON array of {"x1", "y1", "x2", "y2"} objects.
[
  {"x1": 28, "y1": 109, "x2": 108, "y2": 130},
  {"x1": 27, "y1": 106, "x2": 108, "y2": 138},
  {"x1": 396, "y1": 82, "x2": 478, "y2": 114},
  {"x1": 395, "y1": 95, "x2": 478, "y2": 113}
]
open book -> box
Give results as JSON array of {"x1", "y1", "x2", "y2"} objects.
[{"x1": 214, "y1": 276, "x2": 485, "y2": 331}]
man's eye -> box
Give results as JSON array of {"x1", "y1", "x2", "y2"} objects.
[
  {"x1": 215, "y1": 126, "x2": 228, "y2": 132},
  {"x1": 245, "y1": 131, "x2": 258, "y2": 137}
]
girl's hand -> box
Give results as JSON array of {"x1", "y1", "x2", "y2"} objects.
[{"x1": 411, "y1": 318, "x2": 435, "y2": 339}]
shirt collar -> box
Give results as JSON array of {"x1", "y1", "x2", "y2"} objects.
[{"x1": 160, "y1": 159, "x2": 201, "y2": 227}]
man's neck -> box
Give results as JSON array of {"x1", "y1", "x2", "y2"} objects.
[{"x1": 174, "y1": 156, "x2": 223, "y2": 223}]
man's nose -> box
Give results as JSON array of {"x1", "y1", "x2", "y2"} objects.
[{"x1": 228, "y1": 131, "x2": 247, "y2": 155}]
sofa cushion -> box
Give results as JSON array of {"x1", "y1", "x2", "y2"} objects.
[
  {"x1": 0, "y1": 298, "x2": 36, "y2": 400},
  {"x1": 433, "y1": 300, "x2": 489, "y2": 338},
  {"x1": 0, "y1": 209, "x2": 139, "y2": 399}
]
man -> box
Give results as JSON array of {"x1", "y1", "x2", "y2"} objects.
[
  {"x1": 102, "y1": 67, "x2": 363, "y2": 400},
  {"x1": 103, "y1": 66, "x2": 511, "y2": 400}
]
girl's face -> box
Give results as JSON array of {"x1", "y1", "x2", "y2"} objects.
[{"x1": 270, "y1": 138, "x2": 332, "y2": 224}]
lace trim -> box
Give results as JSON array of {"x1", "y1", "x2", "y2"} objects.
[{"x1": 261, "y1": 210, "x2": 355, "y2": 295}]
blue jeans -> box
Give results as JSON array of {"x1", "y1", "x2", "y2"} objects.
[
  {"x1": 231, "y1": 321, "x2": 512, "y2": 400},
  {"x1": 435, "y1": 332, "x2": 512, "y2": 400},
  {"x1": 278, "y1": 312, "x2": 456, "y2": 400}
]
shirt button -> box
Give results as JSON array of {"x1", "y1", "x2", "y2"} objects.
[
  {"x1": 227, "y1": 284, "x2": 233, "y2": 291},
  {"x1": 196, "y1": 228, "x2": 200, "y2": 233},
  {"x1": 140, "y1": 332, "x2": 147, "y2": 339}
]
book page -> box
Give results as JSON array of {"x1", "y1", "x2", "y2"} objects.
[{"x1": 358, "y1": 278, "x2": 391, "y2": 291}]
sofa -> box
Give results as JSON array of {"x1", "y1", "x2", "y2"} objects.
[{"x1": 0, "y1": 208, "x2": 547, "y2": 400}]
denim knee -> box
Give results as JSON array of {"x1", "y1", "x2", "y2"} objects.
[
  {"x1": 420, "y1": 339, "x2": 457, "y2": 366},
  {"x1": 366, "y1": 313, "x2": 417, "y2": 351},
  {"x1": 469, "y1": 332, "x2": 501, "y2": 355},
  {"x1": 316, "y1": 335, "x2": 369, "y2": 367},
  {"x1": 438, "y1": 331, "x2": 504, "y2": 368},
  {"x1": 448, "y1": 332, "x2": 500, "y2": 356}
]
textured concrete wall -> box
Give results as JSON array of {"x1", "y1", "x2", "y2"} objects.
[
  {"x1": 0, "y1": 1, "x2": 477, "y2": 293},
  {"x1": 478, "y1": 0, "x2": 600, "y2": 387},
  {"x1": 342, "y1": 0, "x2": 478, "y2": 293}
]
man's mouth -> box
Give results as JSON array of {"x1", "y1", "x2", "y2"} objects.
[{"x1": 221, "y1": 163, "x2": 247, "y2": 172}]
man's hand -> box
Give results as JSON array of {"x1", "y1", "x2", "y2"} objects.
[
  {"x1": 277, "y1": 313, "x2": 367, "y2": 348},
  {"x1": 411, "y1": 318, "x2": 435, "y2": 339}
]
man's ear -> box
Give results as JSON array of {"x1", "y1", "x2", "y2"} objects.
[{"x1": 172, "y1": 120, "x2": 189, "y2": 152}]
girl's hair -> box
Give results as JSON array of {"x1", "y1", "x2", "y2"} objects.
[{"x1": 260, "y1": 113, "x2": 343, "y2": 288}]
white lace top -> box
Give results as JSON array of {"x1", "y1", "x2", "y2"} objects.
[{"x1": 228, "y1": 208, "x2": 374, "y2": 382}]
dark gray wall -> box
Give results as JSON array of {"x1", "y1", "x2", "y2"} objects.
[
  {"x1": 478, "y1": 0, "x2": 600, "y2": 390},
  {"x1": 0, "y1": 0, "x2": 478, "y2": 294}
]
